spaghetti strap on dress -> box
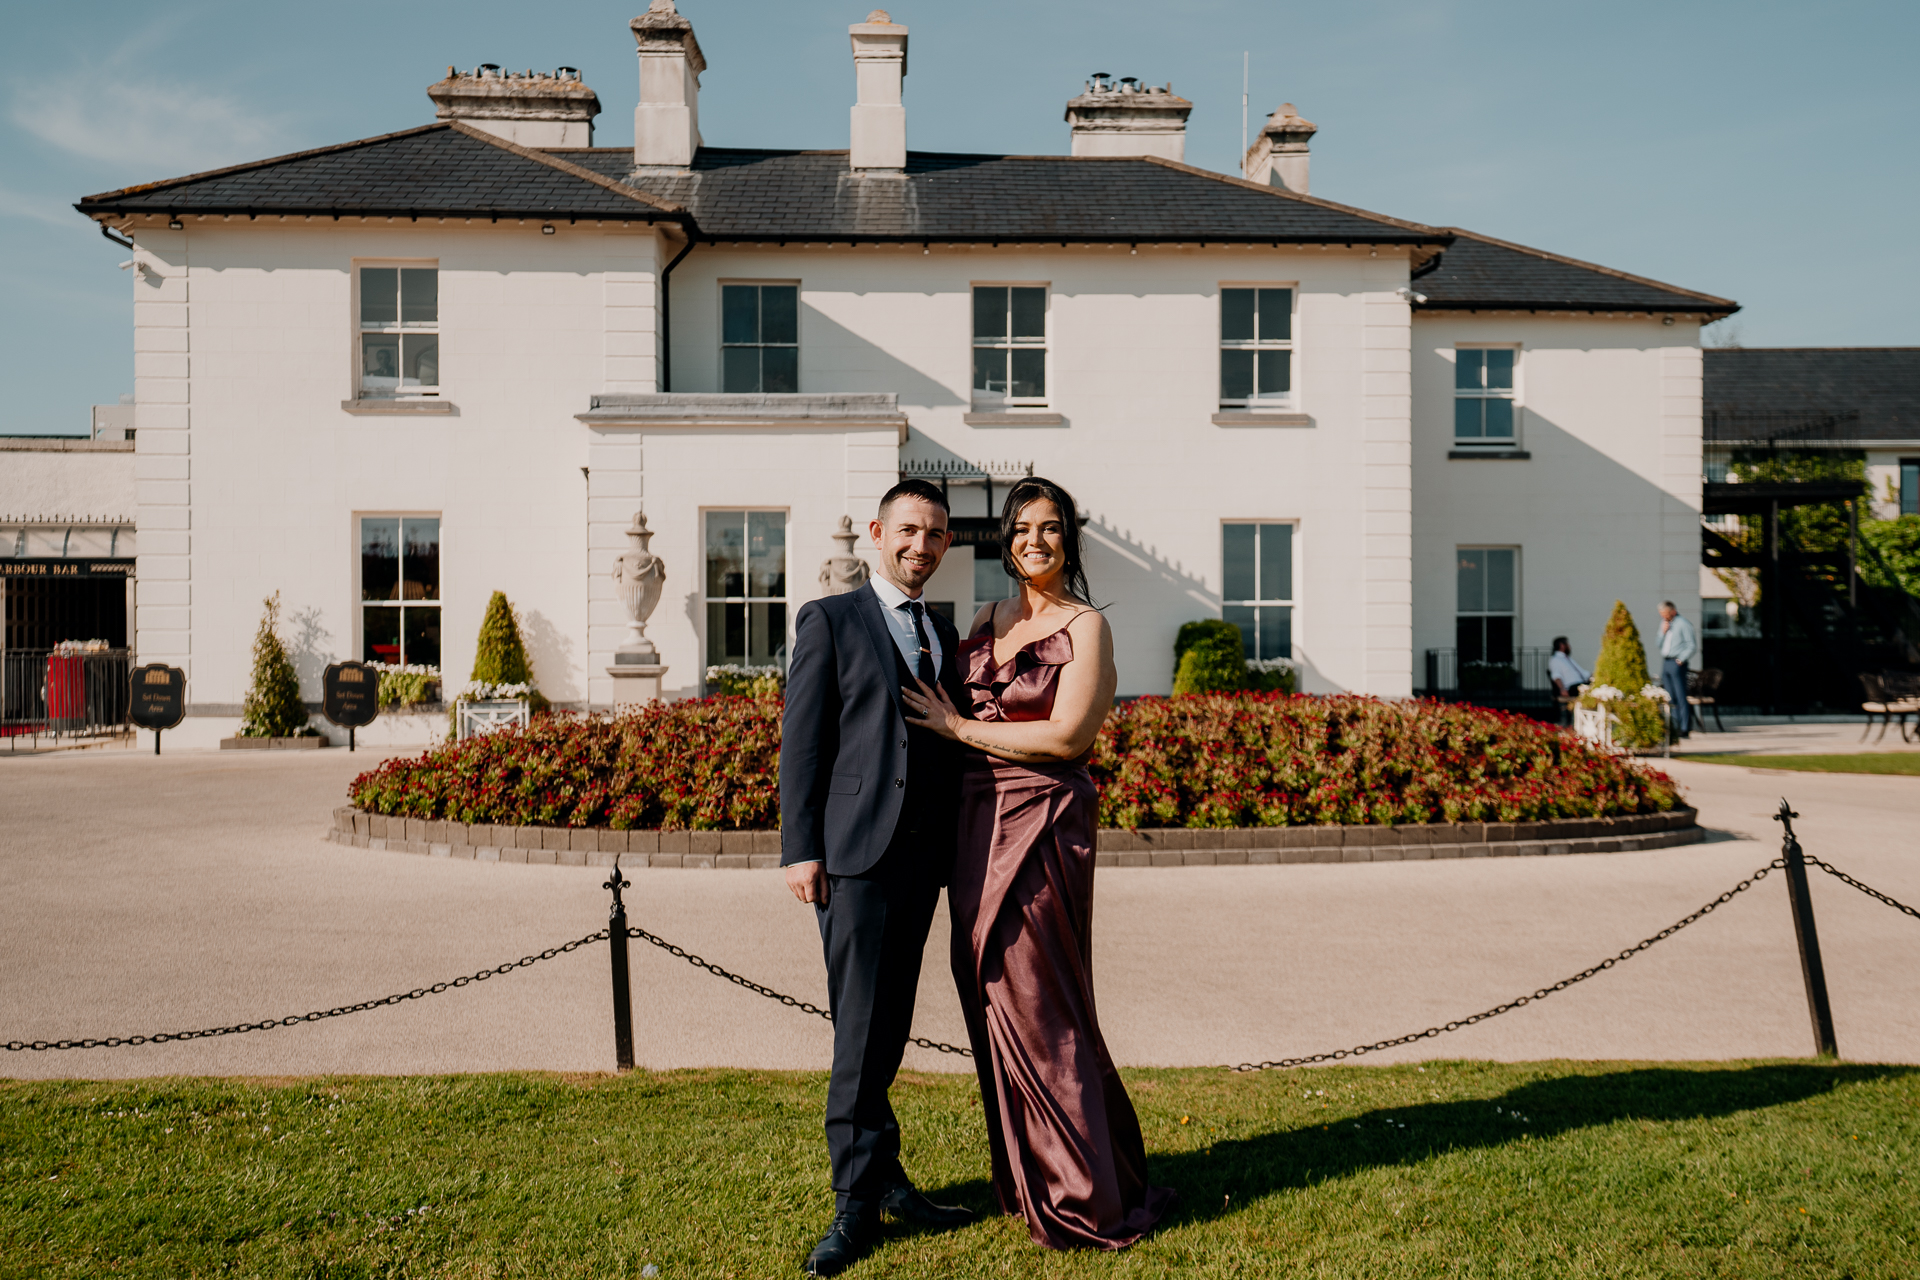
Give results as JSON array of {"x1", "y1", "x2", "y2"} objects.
[{"x1": 947, "y1": 623, "x2": 1174, "y2": 1250}]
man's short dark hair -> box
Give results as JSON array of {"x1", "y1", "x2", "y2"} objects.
[
  {"x1": 878, "y1": 478, "x2": 949, "y2": 520},
  {"x1": 1552, "y1": 636, "x2": 1570, "y2": 653}
]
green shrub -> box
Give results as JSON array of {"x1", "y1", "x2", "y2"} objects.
[
  {"x1": 377, "y1": 667, "x2": 439, "y2": 708},
  {"x1": 239, "y1": 592, "x2": 312, "y2": 738},
  {"x1": 471, "y1": 591, "x2": 533, "y2": 687},
  {"x1": 706, "y1": 665, "x2": 785, "y2": 699},
  {"x1": 1245, "y1": 659, "x2": 1297, "y2": 694},
  {"x1": 1582, "y1": 600, "x2": 1666, "y2": 750},
  {"x1": 1173, "y1": 618, "x2": 1245, "y2": 676},
  {"x1": 1173, "y1": 627, "x2": 1248, "y2": 695}
]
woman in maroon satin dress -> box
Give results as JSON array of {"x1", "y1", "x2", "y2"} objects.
[{"x1": 902, "y1": 478, "x2": 1174, "y2": 1250}]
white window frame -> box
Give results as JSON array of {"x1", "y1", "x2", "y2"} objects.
[
  {"x1": 1452, "y1": 344, "x2": 1521, "y2": 446},
  {"x1": 354, "y1": 260, "x2": 440, "y2": 400},
  {"x1": 701, "y1": 507, "x2": 791, "y2": 676},
  {"x1": 1221, "y1": 519, "x2": 1299, "y2": 661},
  {"x1": 1455, "y1": 545, "x2": 1520, "y2": 665},
  {"x1": 354, "y1": 511, "x2": 443, "y2": 669},
  {"x1": 1218, "y1": 283, "x2": 1297, "y2": 410},
  {"x1": 971, "y1": 283, "x2": 1050, "y2": 408},
  {"x1": 719, "y1": 280, "x2": 801, "y2": 394}
]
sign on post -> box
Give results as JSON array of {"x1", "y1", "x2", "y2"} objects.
[
  {"x1": 128, "y1": 664, "x2": 186, "y2": 754},
  {"x1": 322, "y1": 661, "x2": 380, "y2": 750}
]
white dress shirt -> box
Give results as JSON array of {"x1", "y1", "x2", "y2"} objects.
[
  {"x1": 1660, "y1": 613, "x2": 1698, "y2": 665},
  {"x1": 868, "y1": 574, "x2": 943, "y2": 676},
  {"x1": 1547, "y1": 650, "x2": 1590, "y2": 691}
]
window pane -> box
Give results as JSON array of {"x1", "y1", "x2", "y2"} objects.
[
  {"x1": 722, "y1": 346, "x2": 762, "y2": 393},
  {"x1": 1485, "y1": 548, "x2": 1515, "y2": 613},
  {"x1": 1009, "y1": 348, "x2": 1046, "y2": 398},
  {"x1": 361, "y1": 334, "x2": 400, "y2": 390},
  {"x1": 1904, "y1": 462, "x2": 1920, "y2": 516},
  {"x1": 361, "y1": 518, "x2": 399, "y2": 601},
  {"x1": 1482, "y1": 397, "x2": 1513, "y2": 439},
  {"x1": 1257, "y1": 288, "x2": 1292, "y2": 341},
  {"x1": 402, "y1": 333, "x2": 438, "y2": 388},
  {"x1": 1255, "y1": 348, "x2": 1290, "y2": 398},
  {"x1": 1259, "y1": 524, "x2": 1292, "y2": 602},
  {"x1": 1010, "y1": 288, "x2": 1046, "y2": 342},
  {"x1": 1485, "y1": 615, "x2": 1515, "y2": 665},
  {"x1": 1257, "y1": 604, "x2": 1292, "y2": 660},
  {"x1": 402, "y1": 518, "x2": 440, "y2": 601},
  {"x1": 973, "y1": 347, "x2": 1006, "y2": 395},
  {"x1": 364, "y1": 605, "x2": 401, "y2": 664},
  {"x1": 400, "y1": 268, "x2": 437, "y2": 325},
  {"x1": 750, "y1": 602, "x2": 788, "y2": 668},
  {"x1": 1221, "y1": 289, "x2": 1255, "y2": 341},
  {"x1": 1454, "y1": 397, "x2": 1483, "y2": 439},
  {"x1": 1223, "y1": 523, "x2": 1256, "y2": 601},
  {"x1": 760, "y1": 286, "x2": 798, "y2": 345},
  {"x1": 974, "y1": 553, "x2": 1015, "y2": 603},
  {"x1": 1484, "y1": 348, "x2": 1514, "y2": 390},
  {"x1": 760, "y1": 345, "x2": 798, "y2": 394},
  {"x1": 1455, "y1": 349, "x2": 1483, "y2": 390},
  {"x1": 706, "y1": 511, "x2": 745, "y2": 597},
  {"x1": 722, "y1": 285, "x2": 759, "y2": 345},
  {"x1": 747, "y1": 511, "x2": 786, "y2": 599},
  {"x1": 1220, "y1": 349, "x2": 1254, "y2": 402},
  {"x1": 708, "y1": 602, "x2": 742, "y2": 666},
  {"x1": 1456, "y1": 615, "x2": 1484, "y2": 665},
  {"x1": 972, "y1": 286, "x2": 1007, "y2": 340},
  {"x1": 1457, "y1": 549, "x2": 1486, "y2": 613},
  {"x1": 1223, "y1": 604, "x2": 1256, "y2": 660},
  {"x1": 403, "y1": 605, "x2": 442, "y2": 668},
  {"x1": 360, "y1": 268, "x2": 397, "y2": 326}
]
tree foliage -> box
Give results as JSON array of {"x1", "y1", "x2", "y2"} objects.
[
  {"x1": 471, "y1": 591, "x2": 535, "y2": 688},
  {"x1": 1173, "y1": 625, "x2": 1248, "y2": 695},
  {"x1": 239, "y1": 591, "x2": 310, "y2": 738}
]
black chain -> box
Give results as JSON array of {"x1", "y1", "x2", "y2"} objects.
[
  {"x1": 1232, "y1": 857, "x2": 1787, "y2": 1072},
  {"x1": 627, "y1": 926, "x2": 973, "y2": 1057},
  {"x1": 3, "y1": 931, "x2": 610, "y2": 1053},
  {"x1": 1806, "y1": 855, "x2": 1920, "y2": 921}
]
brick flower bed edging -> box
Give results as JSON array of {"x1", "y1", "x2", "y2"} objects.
[{"x1": 326, "y1": 806, "x2": 1701, "y2": 868}]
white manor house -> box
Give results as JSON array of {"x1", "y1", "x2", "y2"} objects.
[{"x1": 38, "y1": 2, "x2": 1754, "y2": 740}]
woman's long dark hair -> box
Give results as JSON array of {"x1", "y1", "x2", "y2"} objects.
[{"x1": 998, "y1": 476, "x2": 1096, "y2": 605}]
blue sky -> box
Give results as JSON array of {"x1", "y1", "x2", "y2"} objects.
[{"x1": 3, "y1": 0, "x2": 1915, "y2": 434}]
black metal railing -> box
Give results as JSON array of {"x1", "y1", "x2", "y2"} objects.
[
  {"x1": 2, "y1": 648, "x2": 133, "y2": 749},
  {"x1": 1423, "y1": 648, "x2": 1553, "y2": 695}
]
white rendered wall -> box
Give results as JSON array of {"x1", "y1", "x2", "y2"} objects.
[
  {"x1": 665, "y1": 243, "x2": 1414, "y2": 696},
  {"x1": 134, "y1": 219, "x2": 658, "y2": 711},
  {"x1": 1410, "y1": 315, "x2": 1704, "y2": 678},
  {"x1": 0, "y1": 447, "x2": 135, "y2": 522}
]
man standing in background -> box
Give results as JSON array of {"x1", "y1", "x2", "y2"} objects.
[{"x1": 1658, "y1": 601, "x2": 1697, "y2": 738}]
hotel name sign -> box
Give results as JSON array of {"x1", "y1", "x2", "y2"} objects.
[{"x1": 2, "y1": 558, "x2": 136, "y2": 579}]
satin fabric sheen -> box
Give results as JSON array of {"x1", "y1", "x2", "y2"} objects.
[{"x1": 949, "y1": 625, "x2": 1174, "y2": 1249}]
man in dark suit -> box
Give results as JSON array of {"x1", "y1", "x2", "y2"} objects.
[{"x1": 782, "y1": 479, "x2": 975, "y2": 1275}]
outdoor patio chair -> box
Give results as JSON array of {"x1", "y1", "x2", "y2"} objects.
[
  {"x1": 1857, "y1": 672, "x2": 1917, "y2": 743},
  {"x1": 1881, "y1": 671, "x2": 1920, "y2": 742},
  {"x1": 1686, "y1": 667, "x2": 1726, "y2": 733}
]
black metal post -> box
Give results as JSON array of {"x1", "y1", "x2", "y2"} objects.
[
  {"x1": 154, "y1": 729, "x2": 161, "y2": 756},
  {"x1": 1774, "y1": 800, "x2": 1838, "y2": 1058},
  {"x1": 349, "y1": 726, "x2": 355, "y2": 753},
  {"x1": 605, "y1": 859, "x2": 635, "y2": 1072},
  {"x1": 1765, "y1": 499, "x2": 1782, "y2": 715}
]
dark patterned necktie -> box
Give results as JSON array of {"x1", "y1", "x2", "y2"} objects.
[{"x1": 907, "y1": 601, "x2": 937, "y2": 685}]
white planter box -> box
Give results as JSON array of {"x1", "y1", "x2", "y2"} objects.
[
  {"x1": 1573, "y1": 704, "x2": 1621, "y2": 752},
  {"x1": 458, "y1": 698, "x2": 530, "y2": 740}
]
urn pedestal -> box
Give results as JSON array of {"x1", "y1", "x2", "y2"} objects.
[{"x1": 608, "y1": 659, "x2": 669, "y2": 706}]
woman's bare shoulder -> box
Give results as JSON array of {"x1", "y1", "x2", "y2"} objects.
[{"x1": 966, "y1": 601, "x2": 998, "y2": 638}]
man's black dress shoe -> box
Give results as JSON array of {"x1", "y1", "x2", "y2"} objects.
[
  {"x1": 880, "y1": 1181, "x2": 975, "y2": 1230},
  {"x1": 803, "y1": 1210, "x2": 876, "y2": 1276}
]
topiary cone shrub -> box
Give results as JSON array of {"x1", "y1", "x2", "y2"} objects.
[
  {"x1": 1173, "y1": 623, "x2": 1249, "y2": 695},
  {"x1": 239, "y1": 591, "x2": 312, "y2": 738},
  {"x1": 461, "y1": 591, "x2": 549, "y2": 714},
  {"x1": 1581, "y1": 600, "x2": 1666, "y2": 750},
  {"x1": 350, "y1": 694, "x2": 1680, "y2": 831}
]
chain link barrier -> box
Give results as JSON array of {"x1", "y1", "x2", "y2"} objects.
[
  {"x1": 1232, "y1": 857, "x2": 1789, "y2": 1072},
  {"x1": 624, "y1": 925, "x2": 973, "y2": 1057},
  {"x1": 4, "y1": 930, "x2": 610, "y2": 1053},
  {"x1": 1807, "y1": 855, "x2": 1920, "y2": 922}
]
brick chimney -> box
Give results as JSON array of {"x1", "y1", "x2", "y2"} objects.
[
  {"x1": 1065, "y1": 74, "x2": 1192, "y2": 161},
  {"x1": 1243, "y1": 104, "x2": 1317, "y2": 194},
  {"x1": 427, "y1": 65, "x2": 600, "y2": 147},
  {"x1": 849, "y1": 10, "x2": 908, "y2": 172},
  {"x1": 632, "y1": 0, "x2": 706, "y2": 170}
]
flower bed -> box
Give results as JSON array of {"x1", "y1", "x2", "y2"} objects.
[{"x1": 348, "y1": 693, "x2": 1678, "y2": 831}]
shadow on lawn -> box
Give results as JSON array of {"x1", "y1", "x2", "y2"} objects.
[{"x1": 1145, "y1": 1062, "x2": 1911, "y2": 1228}]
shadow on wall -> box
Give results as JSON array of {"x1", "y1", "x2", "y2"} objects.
[
  {"x1": 286, "y1": 604, "x2": 333, "y2": 697},
  {"x1": 801, "y1": 304, "x2": 966, "y2": 408},
  {"x1": 518, "y1": 607, "x2": 577, "y2": 705}
]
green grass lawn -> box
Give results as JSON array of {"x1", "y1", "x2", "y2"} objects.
[
  {"x1": 1680, "y1": 751, "x2": 1920, "y2": 776},
  {"x1": 6, "y1": 1062, "x2": 1916, "y2": 1278}
]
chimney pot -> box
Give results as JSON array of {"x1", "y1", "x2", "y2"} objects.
[
  {"x1": 632, "y1": 0, "x2": 707, "y2": 171},
  {"x1": 1243, "y1": 103, "x2": 1318, "y2": 193},
  {"x1": 849, "y1": 11, "x2": 909, "y2": 172},
  {"x1": 1065, "y1": 74, "x2": 1191, "y2": 161},
  {"x1": 428, "y1": 64, "x2": 600, "y2": 147}
]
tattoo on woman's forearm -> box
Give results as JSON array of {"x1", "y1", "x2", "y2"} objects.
[{"x1": 958, "y1": 729, "x2": 1050, "y2": 760}]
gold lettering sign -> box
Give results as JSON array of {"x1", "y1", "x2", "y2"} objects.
[
  {"x1": 145, "y1": 669, "x2": 171, "y2": 685},
  {"x1": 340, "y1": 667, "x2": 364, "y2": 683}
]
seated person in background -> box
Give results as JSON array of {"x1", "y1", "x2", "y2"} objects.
[{"x1": 1548, "y1": 636, "x2": 1590, "y2": 698}]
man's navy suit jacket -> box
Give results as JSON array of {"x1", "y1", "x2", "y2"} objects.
[{"x1": 779, "y1": 582, "x2": 967, "y2": 880}]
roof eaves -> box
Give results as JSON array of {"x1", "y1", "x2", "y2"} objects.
[
  {"x1": 1437, "y1": 226, "x2": 1740, "y2": 313},
  {"x1": 74, "y1": 122, "x2": 455, "y2": 211}
]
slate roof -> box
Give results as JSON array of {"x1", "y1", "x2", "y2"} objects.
[
  {"x1": 75, "y1": 123, "x2": 682, "y2": 223},
  {"x1": 1704, "y1": 348, "x2": 1920, "y2": 443},
  {"x1": 560, "y1": 145, "x2": 1444, "y2": 245},
  {"x1": 1413, "y1": 227, "x2": 1737, "y2": 316}
]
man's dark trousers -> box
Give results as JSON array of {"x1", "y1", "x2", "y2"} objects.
[{"x1": 1662, "y1": 658, "x2": 1691, "y2": 736}]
